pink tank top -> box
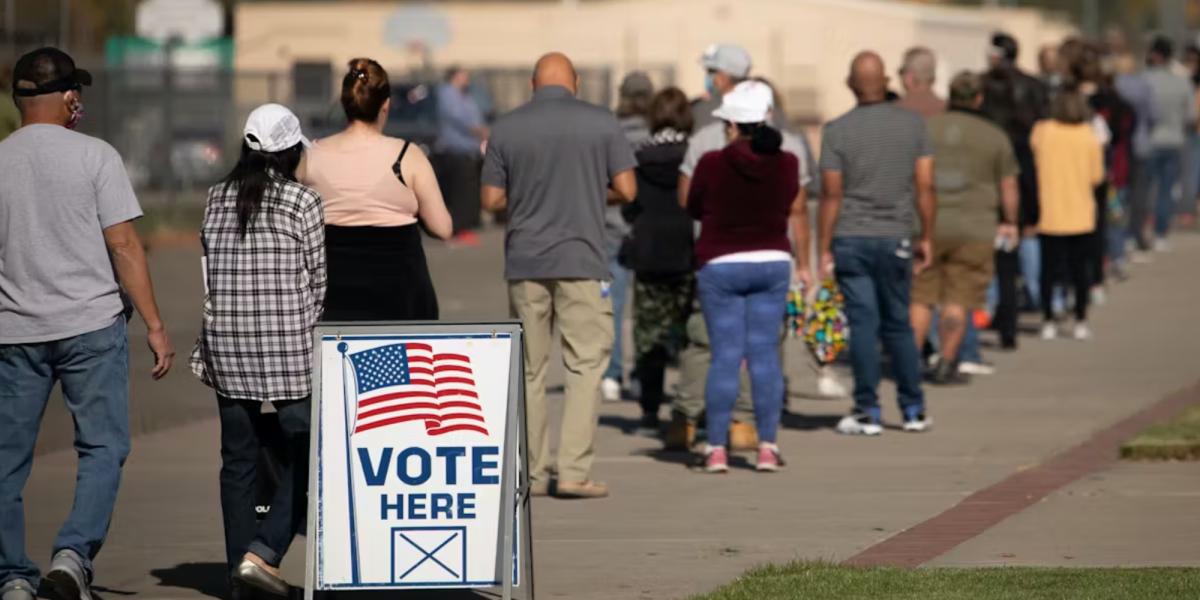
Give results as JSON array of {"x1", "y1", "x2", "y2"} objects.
[{"x1": 303, "y1": 136, "x2": 419, "y2": 227}]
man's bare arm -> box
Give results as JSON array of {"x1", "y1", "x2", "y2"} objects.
[
  {"x1": 609, "y1": 169, "x2": 637, "y2": 205},
  {"x1": 481, "y1": 184, "x2": 508, "y2": 212},
  {"x1": 103, "y1": 221, "x2": 173, "y2": 379}
]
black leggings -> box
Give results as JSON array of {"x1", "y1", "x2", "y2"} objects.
[{"x1": 1040, "y1": 233, "x2": 1093, "y2": 322}]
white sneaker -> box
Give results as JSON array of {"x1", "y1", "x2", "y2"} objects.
[
  {"x1": 1153, "y1": 238, "x2": 1171, "y2": 253},
  {"x1": 958, "y1": 361, "x2": 996, "y2": 376},
  {"x1": 816, "y1": 371, "x2": 850, "y2": 398},
  {"x1": 836, "y1": 412, "x2": 883, "y2": 436},
  {"x1": 1090, "y1": 287, "x2": 1107, "y2": 307},
  {"x1": 600, "y1": 377, "x2": 621, "y2": 403},
  {"x1": 1073, "y1": 323, "x2": 1093, "y2": 341},
  {"x1": 1040, "y1": 322, "x2": 1058, "y2": 340},
  {"x1": 902, "y1": 413, "x2": 933, "y2": 433}
]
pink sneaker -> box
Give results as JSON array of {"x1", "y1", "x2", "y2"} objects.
[
  {"x1": 703, "y1": 446, "x2": 729, "y2": 473},
  {"x1": 755, "y1": 444, "x2": 784, "y2": 472}
]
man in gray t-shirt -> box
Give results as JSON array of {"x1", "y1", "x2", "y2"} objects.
[
  {"x1": 0, "y1": 47, "x2": 173, "y2": 600},
  {"x1": 817, "y1": 51, "x2": 935, "y2": 438},
  {"x1": 481, "y1": 52, "x2": 636, "y2": 499}
]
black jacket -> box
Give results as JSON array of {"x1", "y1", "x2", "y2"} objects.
[{"x1": 621, "y1": 137, "x2": 693, "y2": 278}]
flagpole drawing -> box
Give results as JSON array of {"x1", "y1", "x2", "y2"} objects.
[{"x1": 338, "y1": 342, "x2": 362, "y2": 585}]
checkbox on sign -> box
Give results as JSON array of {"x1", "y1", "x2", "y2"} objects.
[{"x1": 391, "y1": 526, "x2": 468, "y2": 584}]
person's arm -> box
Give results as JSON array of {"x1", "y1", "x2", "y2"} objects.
[
  {"x1": 913, "y1": 155, "x2": 936, "y2": 273},
  {"x1": 480, "y1": 132, "x2": 508, "y2": 213},
  {"x1": 481, "y1": 185, "x2": 508, "y2": 212},
  {"x1": 608, "y1": 169, "x2": 637, "y2": 204},
  {"x1": 997, "y1": 175, "x2": 1020, "y2": 246},
  {"x1": 1090, "y1": 136, "x2": 1106, "y2": 187},
  {"x1": 103, "y1": 222, "x2": 173, "y2": 379},
  {"x1": 677, "y1": 174, "x2": 691, "y2": 209},
  {"x1": 300, "y1": 190, "x2": 328, "y2": 318},
  {"x1": 817, "y1": 170, "x2": 843, "y2": 278},
  {"x1": 404, "y1": 144, "x2": 453, "y2": 240},
  {"x1": 789, "y1": 187, "x2": 812, "y2": 289}
]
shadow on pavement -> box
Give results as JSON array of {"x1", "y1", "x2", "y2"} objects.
[
  {"x1": 150, "y1": 562, "x2": 227, "y2": 599},
  {"x1": 781, "y1": 411, "x2": 842, "y2": 431}
]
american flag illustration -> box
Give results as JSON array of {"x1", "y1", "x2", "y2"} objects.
[{"x1": 347, "y1": 343, "x2": 488, "y2": 436}]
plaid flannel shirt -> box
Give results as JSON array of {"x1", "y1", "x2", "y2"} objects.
[{"x1": 190, "y1": 177, "x2": 327, "y2": 402}]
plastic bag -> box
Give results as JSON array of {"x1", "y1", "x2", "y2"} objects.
[{"x1": 788, "y1": 279, "x2": 849, "y2": 365}]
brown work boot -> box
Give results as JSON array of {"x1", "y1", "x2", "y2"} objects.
[
  {"x1": 663, "y1": 412, "x2": 696, "y2": 450},
  {"x1": 729, "y1": 421, "x2": 759, "y2": 451},
  {"x1": 555, "y1": 480, "x2": 609, "y2": 499}
]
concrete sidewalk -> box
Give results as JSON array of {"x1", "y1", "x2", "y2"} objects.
[{"x1": 17, "y1": 231, "x2": 1200, "y2": 599}]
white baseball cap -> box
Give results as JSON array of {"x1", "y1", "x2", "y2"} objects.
[
  {"x1": 243, "y1": 103, "x2": 311, "y2": 153},
  {"x1": 712, "y1": 80, "x2": 774, "y2": 124}
]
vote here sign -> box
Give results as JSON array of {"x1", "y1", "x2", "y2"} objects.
[{"x1": 311, "y1": 332, "x2": 516, "y2": 590}]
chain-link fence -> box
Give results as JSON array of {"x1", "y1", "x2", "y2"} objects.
[{"x1": 75, "y1": 63, "x2": 676, "y2": 200}]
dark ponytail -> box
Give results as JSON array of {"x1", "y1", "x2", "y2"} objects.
[
  {"x1": 737, "y1": 122, "x2": 783, "y2": 154},
  {"x1": 221, "y1": 142, "x2": 304, "y2": 237},
  {"x1": 341, "y1": 57, "x2": 390, "y2": 123}
]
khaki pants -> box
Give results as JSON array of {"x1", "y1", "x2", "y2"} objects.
[
  {"x1": 509, "y1": 279, "x2": 613, "y2": 485},
  {"x1": 674, "y1": 312, "x2": 754, "y2": 422},
  {"x1": 674, "y1": 312, "x2": 825, "y2": 422}
]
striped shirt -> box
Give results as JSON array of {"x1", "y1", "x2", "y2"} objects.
[
  {"x1": 189, "y1": 177, "x2": 327, "y2": 402},
  {"x1": 820, "y1": 102, "x2": 933, "y2": 239}
]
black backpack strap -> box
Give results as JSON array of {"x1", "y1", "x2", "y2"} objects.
[{"x1": 391, "y1": 140, "x2": 413, "y2": 186}]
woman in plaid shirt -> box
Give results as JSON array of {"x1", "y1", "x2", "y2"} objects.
[{"x1": 189, "y1": 104, "x2": 326, "y2": 599}]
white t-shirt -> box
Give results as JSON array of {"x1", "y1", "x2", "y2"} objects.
[{"x1": 0, "y1": 125, "x2": 142, "y2": 343}]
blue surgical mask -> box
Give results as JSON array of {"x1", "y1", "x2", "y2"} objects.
[{"x1": 704, "y1": 73, "x2": 718, "y2": 97}]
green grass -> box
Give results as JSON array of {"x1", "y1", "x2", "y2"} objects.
[
  {"x1": 690, "y1": 562, "x2": 1200, "y2": 600},
  {"x1": 1122, "y1": 405, "x2": 1200, "y2": 461}
]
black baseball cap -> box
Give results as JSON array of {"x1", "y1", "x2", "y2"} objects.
[{"x1": 11, "y1": 47, "x2": 92, "y2": 97}]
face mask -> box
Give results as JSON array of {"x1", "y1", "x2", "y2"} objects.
[
  {"x1": 704, "y1": 73, "x2": 718, "y2": 96},
  {"x1": 65, "y1": 94, "x2": 84, "y2": 130}
]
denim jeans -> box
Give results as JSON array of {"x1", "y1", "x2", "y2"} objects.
[
  {"x1": 603, "y1": 256, "x2": 631, "y2": 382},
  {"x1": 832, "y1": 237, "x2": 925, "y2": 421},
  {"x1": 1108, "y1": 187, "x2": 1130, "y2": 266},
  {"x1": 1019, "y1": 236, "x2": 1041, "y2": 308},
  {"x1": 696, "y1": 261, "x2": 789, "y2": 446},
  {"x1": 0, "y1": 318, "x2": 130, "y2": 589},
  {"x1": 218, "y1": 396, "x2": 310, "y2": 575},
  {"x1": 1150, "y1": 147, "x2": 1182, "y2": 238}
]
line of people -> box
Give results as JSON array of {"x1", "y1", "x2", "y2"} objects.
[{"x1": 1, "y1": 29, "x2": 1190, "y2": 599}]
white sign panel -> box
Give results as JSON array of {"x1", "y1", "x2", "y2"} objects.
[
  {"x1": 311, "y1": 331, "x2": 521, "y2": 591},
  {"x1": 136, "y1": 0, "x2": 223, "y2": 44}
]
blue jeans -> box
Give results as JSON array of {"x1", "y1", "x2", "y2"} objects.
[
  {"x1": 1019, "y1": 236, "x2": 1041, "y2": 308},
  {"x1": 1150, "y1": 147, "x2": 1182, "y2": 238},
  {"x1": 1107, "y1": 187, "x2": 1130, "y2": 266},
  {"x1": 604, "y1": 256, "x2": 630, "y2": 382},
  {"x1": 832, "y1": 238, "x2": 925, "y2": 421},
  {"x1": 696, "y1": 261, "x2": 789, "y2": 446},
  {"x1": 218, "y1": 396, "x2": 310, "y2": 574},
  {"x1": 0, "y1": 318, "x2": 130, "y2": 588}
]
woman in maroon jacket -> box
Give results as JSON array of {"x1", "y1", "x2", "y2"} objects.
[{"x1": 686, "y1": 81, "x2": 811, "y2": 473}]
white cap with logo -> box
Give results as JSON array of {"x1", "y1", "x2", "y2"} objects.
[
  {"x1": 712, "y1": 80, "x2": 774, "y2": 124},
  {"x1": 243, "y1": 103, "x2": 311, "y2": 153}
]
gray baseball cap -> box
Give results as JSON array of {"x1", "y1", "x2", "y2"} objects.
[{"x1": 701, "y1": 44, "x2": 752, "y2": 78}]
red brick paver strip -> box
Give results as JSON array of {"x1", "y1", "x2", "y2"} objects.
[{"x1": 845, "y1": 382, "x2": 1200, "y2": 568}]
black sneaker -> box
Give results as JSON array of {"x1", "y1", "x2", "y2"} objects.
[
  {"x1": 929, "y1": 359, "x2": 970, "y2": 386},
  {"x1": 637, "y1": 413, "x2": 661, "y2": 437}
]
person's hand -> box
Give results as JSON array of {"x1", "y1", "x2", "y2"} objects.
[
  {"x1": 794, "y1": 264, "x2": 814, "y2": 291},
  {"x1": 819, "y1": 249, "x2": 836, "y2": 280},
  {"x1": 914, "y1": 237, "x2": 934, "y2": 275},
  {"x1": 997, "y1": 223, "x2": 1019, "y2": 251},
  {"x1": 147, "y1": 326, "x2": 175, "y2": 380},
  {"x1": 1022, "y1": 225, "x2": 1039, "y2": 239}
]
